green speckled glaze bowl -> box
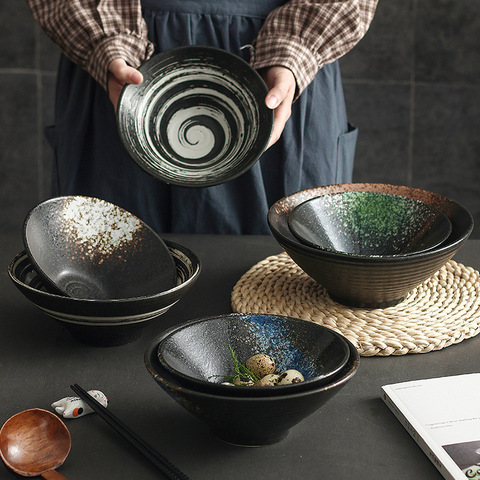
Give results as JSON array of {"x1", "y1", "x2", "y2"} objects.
[
  {"x1": 268, "y1": 183, "x2": 473, "y2": 308},
  {"x1": 288, "y1": 191, "x2": 451, "y2": 257}
]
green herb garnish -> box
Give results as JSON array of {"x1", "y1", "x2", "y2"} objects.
[{"x1": 211, "y1": 344, "x2": 260, "y2": 385}]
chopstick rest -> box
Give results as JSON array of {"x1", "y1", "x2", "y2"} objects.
[
  {"x1": 70, "y1": 384, "x2": 191, "y2": 480},
  {"x1": 52, "y1": 389, "x2": 108, "y2": 418}
]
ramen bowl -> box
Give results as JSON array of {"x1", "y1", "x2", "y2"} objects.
[
  {"x1": 23, "y1": 196, "x2": 176, "y2": 300},
  {"x1": 157, "y1": 313, "x2": 351, "y2": 396},
  {"x1": 145, "y1": 316, "x2": 359, "y2": 446},
  {"x1": 8, "y1": 240, "x2": 201, "y2": 346},
  {"x1": 117, "y1": 45, "x2": 273, "y2": 187},
  {"x1": 268, "y1": 183, "x2": 473, "y2": 308},
  {"x1": 288, "y1": 191, "x2": 451, "y2": 256}
]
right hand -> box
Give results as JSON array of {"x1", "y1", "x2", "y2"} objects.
[{"x1": 107, "y1": 59, "x2": 143, "y2": 111}]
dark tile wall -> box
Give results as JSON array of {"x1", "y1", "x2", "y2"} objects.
[
  {"x1": 1, "y1": 0, "x2": 479, "y2": 237},
  {"x1": 341, "y1": 0, "x2": 480, "y2": 237}
]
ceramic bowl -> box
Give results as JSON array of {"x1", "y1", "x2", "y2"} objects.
[
  {"x1": 8, "y1": 240, "x2": 201, "y2": 346},
  {"x1": 145, "y1": 319, "x2": 359, "y2": 446},
  {"x1": 288, "y1": 191, "x2": 451, "y2": 256},
  {"x1": 268, "y1": 183, "x2": 473, "y2": 308},
  {"x1": 117, "y1": 45, "x2": 273, "y2": 187},
  {"x1": 157, "y1": 313, "x2": 350, "y2": 396},
  {"x1": 23, "y1": 196, "x2": 176, "y2": 300}
]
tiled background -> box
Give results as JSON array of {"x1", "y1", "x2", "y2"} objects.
[{"x1": 1, "y1": 0, "x2": 479, "y2": 236}]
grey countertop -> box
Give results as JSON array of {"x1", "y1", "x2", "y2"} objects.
[{"x1": 1, "y1": 231, "x2": 479, "y2": 480}]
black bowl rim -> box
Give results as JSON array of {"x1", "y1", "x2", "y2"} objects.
[
  {"x1": 288, "y1": 191, "x2": 452, "y2": 258},
  {"x1": 8, "y1": 239, "x2": 201, "y2": 306},
  {"x1": 268, "y1": 183, "x2": 474, "y2": 265},
  {"x1": 145, "y1": 325, "x2": 360, "y2": 402},
  {"x1": 116, "y1": 45, "x2": 274, "y2": 188},
  {"x1": 147, "y1": 313, "x2": 359, "y2": 398}
]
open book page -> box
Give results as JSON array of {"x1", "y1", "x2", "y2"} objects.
[{"x1": 382, "y1": 373, "x2": 480, "y2": 480}]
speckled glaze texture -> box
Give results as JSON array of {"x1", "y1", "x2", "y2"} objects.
[
  {"x1": 117, "y1": 46, "x2": 273, "y2": 187},
  {"x1": 267, "y1": 183, "x2": 474, "y2": 308},
  {"x1": 145, "y1": 314, "x2": 359, "y2": 446},
  {"x1": 288, "y1": 191, "x2": 451, "y2": 256},
  {"x1": 23, "y1": 196, "x2": 176, "y2": 300},
  {"x1": 8, "y1": 240, "x2": 201, "y2": 346},
  {"x1": 157, "y1": 313, "x2": 350, "y2": 396}
]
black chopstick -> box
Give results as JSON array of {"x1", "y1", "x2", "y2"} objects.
[{"x1": 70, "y1": 384, "x2": 191, "y2": 480}]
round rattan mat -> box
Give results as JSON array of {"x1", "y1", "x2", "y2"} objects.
[{"x1": 231, "y1": 253, "x2": 480, "y2": 356}]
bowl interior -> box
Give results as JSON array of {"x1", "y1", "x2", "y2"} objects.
[
  {"x1": 23, "y1": 196, "x2": 176, "y2": 300},
  {"x1": 157, "y1": 313, "x2": 350, "y2": 396},
  {"x1": 268, "y1": 183, "x2": 474, "y2": 261},
  {"x1": 288, "y1": 191, "x2": 452, "y2": 257},
  {"x1": 117, "y1": 45, "x2": 273, "y2": 187}
]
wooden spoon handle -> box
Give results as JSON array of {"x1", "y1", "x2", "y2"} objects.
[{"x1": 41, "y1": 470, "x2": 69, "y2": 480}]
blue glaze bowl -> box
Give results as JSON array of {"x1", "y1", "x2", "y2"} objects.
[
  {"x1": 145, "y1": 314, "x2": 359, "y2": 446},
  {"x1": 288, "y1": 191, "x2": 451, "y2": 257},
  {"x1": 156, "y1": 313, "x2": 351, "y2": 396}
]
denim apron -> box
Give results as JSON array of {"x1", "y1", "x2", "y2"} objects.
[{"x1": 51, "y1": 0, "x2": 358, "y2": 234}]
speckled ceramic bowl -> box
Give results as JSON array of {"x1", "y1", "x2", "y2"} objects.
[
  {"x1": 23, "y1": 196, "x2": 176, "y2": 300},
  {"x1": 156, "y1": 313, "x2": 351, "y2": 396},
  {"x1": 8, "y1": 240, "x2": 201, "y2": 346},
  {"x1": 288, "y1": 191, "x2": 451, "y2": 257},
  {"x1": 268, "y1": 183, "x2": 473, "y2": 308},
  {"x1": 145, "y1": 315, "x2": 359, "y2": 446},
  {"x1": 117, "y1": 45, "x2": 273, "y2": 187}
]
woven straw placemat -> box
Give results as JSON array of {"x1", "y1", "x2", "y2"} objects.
[{"x1": 231, "y1": 253, "x2": 480, "y2": 356}]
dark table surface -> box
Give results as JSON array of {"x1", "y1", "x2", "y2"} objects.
[{"x1": 1, "y1": 230, "x2": 479, "y2": 480}]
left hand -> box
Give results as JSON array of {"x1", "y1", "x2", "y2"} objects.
[{"x1": 260, "y1": 66, "x2": 296, "y2": 149}]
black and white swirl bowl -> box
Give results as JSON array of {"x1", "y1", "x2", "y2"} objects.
[{"x1": 117, "y1": 46, "x2": 273, "y2": 187}]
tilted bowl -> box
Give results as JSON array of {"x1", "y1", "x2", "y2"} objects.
[
  {"x1": 157, "y1": 313, "x2": 351, "y2": 396},
  {"x1": 288, "y1": 191, "x2": 451, "y2": 256},
  {"x1": 145, "y1": 315, "x2": 359, "y2": 446},
  {"x1": 8, "y1": 240, "x2": 201, "y2": 346},
  {"x1": 117, "y1": 45, "x2": 273, "y2": 187},
  {"x1": 23, "y1": 196, "x2": 177, "y2": 299},
  {"x1": 268, "y1": 183, "x2": 473, "y2": 308}
]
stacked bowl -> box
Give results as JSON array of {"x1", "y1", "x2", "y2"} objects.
[
  {"x1": 145, "y1": 313, "x2": 359, "y2": 446},
  {"x1": 268, "y1": 183, "x2": 473, "y2": 308},
  {"x1": 8, "y1": 196, "x2": 201, "y2": 346}
]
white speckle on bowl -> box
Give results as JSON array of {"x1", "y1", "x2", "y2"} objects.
[{"x1": 61, "y1": 197, "x2": 142, "y2": 256}]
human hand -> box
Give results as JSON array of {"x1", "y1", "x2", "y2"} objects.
[
  {"x1": 260, "y1": 66, "x2": 296, "y2": 149},
  {"x1": 107, "y1": 59, "x2": 143, "y2": 111}
]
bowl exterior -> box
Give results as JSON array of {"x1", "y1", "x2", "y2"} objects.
[
  {"x1": 268, "y1": 183, "x2": 473, "y2": 308},
  {"x1": 145, "y1": 328, "x2": 359, "y2": 446}
]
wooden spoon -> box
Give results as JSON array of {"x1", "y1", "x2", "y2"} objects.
[{"x1": 0, "y1": 408, "x2": 71, "y2": 479}]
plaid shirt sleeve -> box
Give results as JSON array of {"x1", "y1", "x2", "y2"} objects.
[
  {"x1": 251, "y1": 0, "x2": 379, "y2": 98},
  {"x1": 25, "y1": 0, "x2": 154, "y2": 91},
  {"x1": 26, "y1": 0, "x2": 377, "y2": 97}
]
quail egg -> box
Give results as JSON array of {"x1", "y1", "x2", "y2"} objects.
[
  {"x1": 245, "y1": 353, "x2": 276, "y2": 378},
  {"x1": 277, "y1": 369, "x2": 305, "y2": 385}
]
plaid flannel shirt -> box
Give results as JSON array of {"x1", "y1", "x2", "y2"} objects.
[{"x1": 26, "y1": 0, "x2": 378, "y2": 97}]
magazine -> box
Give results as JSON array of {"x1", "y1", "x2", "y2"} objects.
[{"x1": 382, "y1": 373, "x2": 480, "y2": 480}]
